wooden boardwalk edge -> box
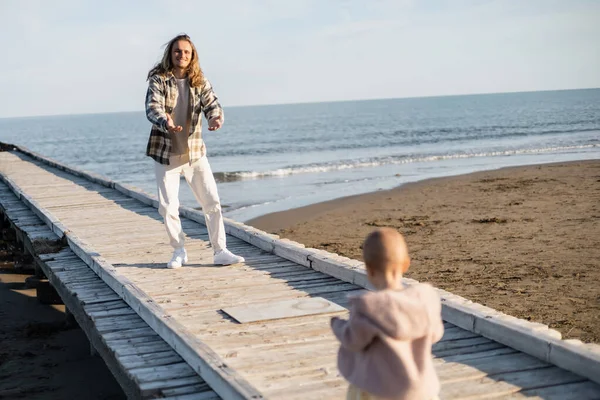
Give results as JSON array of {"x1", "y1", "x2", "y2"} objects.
[
  {"x1": 0, "y1": 183, "x2": 220, "y2": 400},
  {"x1": 0, "y1": 154, "x2": 265, "y2": 399},
  {"x1": 3, "y1": 142, "x2": 600, "y2": 386}
]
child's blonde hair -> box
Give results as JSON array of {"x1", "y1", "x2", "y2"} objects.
[{"x1": 362, "y1": 228, "x2": 410, "y2": 274}]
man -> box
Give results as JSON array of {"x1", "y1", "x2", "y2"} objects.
[{"x1": 145, "y1": 34, "x2": 244, "y2": 268}]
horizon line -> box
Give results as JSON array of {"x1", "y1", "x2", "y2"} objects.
[{"x1": 1, "y1": 86, "x2": 598, "y2": 120}]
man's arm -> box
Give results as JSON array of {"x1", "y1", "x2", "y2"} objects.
[
  {"x1": 145, "y1": 75, "x2": 169, "y2": 133},
  {"x1": 200, "y1": 79, "x2": 224, "y2": 130}
]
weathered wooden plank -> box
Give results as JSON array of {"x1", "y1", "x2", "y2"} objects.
[
  {"x1": 138, "y1": 377, "x2": 209, "y2": 396},
  {"x1": 51, "y1": 262, "x2": 94, "y2": 273},
  {"x1": 437, "y1": 353, "x2": 550, "y2": 383},
  {"x1": 441, "y1": 347, "x2": 518, "y2": 363},
  {"x1": 504, "y1": 380, "x2": 600, "y2": 400},
  {"x1": 125, "y1": 267, "x2": 313, "y2": 287},
  {"x1": 442, "y1": 366, "x2": 586, "y2": 399},
  {"x1": 130, "y1": 363, "x2": 199, "y2": 383},
  {"x1": 95, "y1": 318, "x2": 150, "y2": 334},
  {"x1": 117, "y1": 351, "x2": 184, "y2": 370},
  {"x1": 160, "y1": 392, "x2": 220, "y2": 400},
  {"x1": 68, "y1": 219, "x2": 162, "y2": 231},
  {"x1": 176, "y1": 308, "x2": 340, "y2": 333},
  {"x1": 161, "y1": 384, "x2": 213, "y2": 397},
  {"x1": 102, "y1": 327, "x2": 158, "y2": 341},
  {"x1": 87, "y1": 306, "x2": 138, "y2": 320},
  {"x1": 187, "y1": 322, "x2": 336, "y2": 343},
  {"x1": 77, "y1": 294, "x2": 124, "y2": 305},
  {"x1": 439, "y1": 327, "x2": 481, "y2": 342},
  {"x1": 122, "y1": 262, "x2": 310, "y2": 284},
  {"x1": 43, "y1": 197, "x2": 140, "y2": 209},
  {"x1": 59, "y1": 212, "x2": 160, "y2": 226},
  {"x1": 112, "y1": 341, "x2": 175, "y2": 357},
  {"x1": 151, "y1": 281, "x2": 358, "y2": 306},
  {"x1": 38, "y1": 247, "x2": 78, "y2": 261},
  {"x1": 47, "y1": 258, "x2": 94, "y2": 269},
  {"x1": 68, "y1": 282, "x2": 113, "y2": 292},
  {"x1": 433, "y1": 336, "x2": 493, "y2": 352},
  {"x1": 224, "y1": 346, "x2": 338, "y2": 374},
  {"x1": 434, "y1": 341, "x2": 505, "y2": 358},
  {"x1": 84, "y1": 300, "x2": 133, "y2": 313},
  {"x1": 209, "y1": 332, "x2": 338, "y2": 359},
  {"x1": 59, "y1": 275, "x2": 107, "y2": 288},
  {"x1": 144, "y1": 275, "x2": 344, "y2": 298},
  {"x1": 74, "y1": 288, "x2": 122, "y2": 302},
  {"x1": 254, "y1": 372, "x2": 343, "y2": 397}
]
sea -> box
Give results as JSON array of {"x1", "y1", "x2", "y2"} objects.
[{"x1": 1, "y1": 89, "x2": 599, "y2": 222}]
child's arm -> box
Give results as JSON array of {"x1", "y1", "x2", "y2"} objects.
[
  {"x1": 432, "y1": 317, "x2": 444, "y2": 343},
  {"x1": 426, "y1": 286, "x2": 444, "y2": 343},
  {"x1": 330, "y1": 314, "x2": 377, "y2": 352}
]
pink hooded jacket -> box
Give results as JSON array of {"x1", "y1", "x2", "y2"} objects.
[{"x1": 330, "y1": 283, "x2": 444, "y2": 399}]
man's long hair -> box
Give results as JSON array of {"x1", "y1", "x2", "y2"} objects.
[{"x1": 147, "y1": 34, "x2": 205, "y2": 88}]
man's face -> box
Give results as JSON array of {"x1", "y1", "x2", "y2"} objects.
[{"x1": 171, "y1": 40, "x2": 193, "y2": 69}]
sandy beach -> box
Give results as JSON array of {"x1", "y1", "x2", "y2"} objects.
[{"x1": 249, "y1": 160, "x2": 600, "y2": 343}]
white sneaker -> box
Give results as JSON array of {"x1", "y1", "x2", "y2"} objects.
[
  {"x1": 214, "y1": 249, "x2": 245, "y2": 265},
  {"x1": 167, "y1": 248, "x2": 188, "y2": 269}
]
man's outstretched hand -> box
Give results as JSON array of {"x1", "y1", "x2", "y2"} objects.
[
  {"x1": 166, "y1": 114, "x2": 183, "y2": 133},
  {"x1": 208, "y1": 116, "x2": 223, "y2": 131}
]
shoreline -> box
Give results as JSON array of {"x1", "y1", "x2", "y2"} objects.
[
  {"x1": 246, "y1": 159, "x2": 597, "y2": 231},
  {"x1": 248, "y1": 159, "x2": 600, "y2": 343},
  {"x1": 234, "y1": 150, "x2": 600, "y2": 223}
]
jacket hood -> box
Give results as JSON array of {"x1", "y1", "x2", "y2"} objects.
[{"x1": 349, "y1": 285, "x2": 435, "y2": 340}]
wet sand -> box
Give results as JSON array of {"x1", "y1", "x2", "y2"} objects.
[
  {"x1": 249, "y1": 160, "x2": 600, "y2": 343},
  {"x1": 0, "y1": 227, "x2": 125, "y2": 399}
]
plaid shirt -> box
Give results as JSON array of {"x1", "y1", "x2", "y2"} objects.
[{"x1": 145, "y1": 72, "x2": 224, "y2": 165}]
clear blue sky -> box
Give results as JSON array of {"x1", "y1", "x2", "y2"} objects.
[{"x1": 1, "y1": 0, "x2": 599, "y2": 118}]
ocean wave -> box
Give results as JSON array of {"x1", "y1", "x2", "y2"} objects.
[
  {"x1": 208, "y1": 127, "x2": 600, "y2": 157},
  {"x1": 212, "y1": 144, "x2": 600, "y2": 183},
  {"x1": 222, "y1": 195, "x2": 293, "y2": 213}
]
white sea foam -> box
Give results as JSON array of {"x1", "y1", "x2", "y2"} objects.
[{"x1": 213, "y1": 144, "x2": 599, "y2": 182}]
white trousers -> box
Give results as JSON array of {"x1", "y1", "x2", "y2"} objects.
[{"x1": 154, "y1": 154, "x2": 226, "y2": 253}]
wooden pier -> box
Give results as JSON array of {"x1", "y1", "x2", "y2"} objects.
[{"x1": 1, "y1": 143, "x2": 599, "y2": 399}]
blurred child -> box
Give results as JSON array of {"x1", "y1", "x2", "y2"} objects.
[{"x1": 330, "y1": 228, "x2": 444, "y2": 400}]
